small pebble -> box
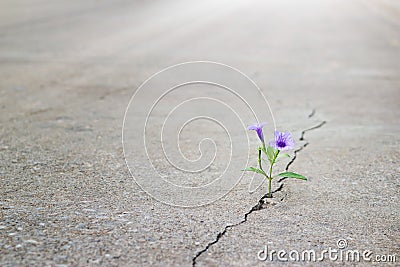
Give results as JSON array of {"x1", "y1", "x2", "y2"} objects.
[
  {"x1": 75, "y1": 223, "x2": 86, "y2": 229},
  {"x1": 83, "y1": 209, "x2": 96, "y2": 212},
  {"x1": 25, "y1": 239, "x2": 39, "y2": 245}
]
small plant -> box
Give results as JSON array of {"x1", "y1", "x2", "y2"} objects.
[{"x1": 243, "y1": 122, "x2": 307, "y2": 198}]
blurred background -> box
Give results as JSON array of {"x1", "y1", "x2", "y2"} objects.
[{"x1": 1, "y1": 0, "x2": 399, "y2": 126}]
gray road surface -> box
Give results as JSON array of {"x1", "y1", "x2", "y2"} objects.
[{"x1": 1, "y1": 0, "x2": 399, "y2": 266}]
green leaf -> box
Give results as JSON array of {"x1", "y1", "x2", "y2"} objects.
[
  {"x1": 260, "y1": 145, "x2": 267, "y2": 155},
  {"x1": 277, "y1": 153, "x2": 290, "y2": 159},
  {"x1": 262, "y1": 158, "x2": 270, "y2": 165},
  {"x1": 266, "y1": 146, "x2": 275, "y2": 164},
  {"x1": 276, "y1": 172, "x2": 307, "y2": 180},
  {"x1": 242, "y1": 167, "x2": 267, "y2": 176}
]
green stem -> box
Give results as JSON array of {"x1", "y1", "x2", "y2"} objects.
[
  {"x1": 267, "y1": 149, "x2": 280, "y2": 198},
  {"x1": 267, "y1": 177, "x2": 272, "y2": 198},
  {"x1": 258, "y1": 147, "x2": 270, "y2": 197},
  {"x1": 258, "y1": 148, "x2": 264, "y2": 173},
  {"x1": 259, "y1": 146, "x2": 281, "y2": 198}
]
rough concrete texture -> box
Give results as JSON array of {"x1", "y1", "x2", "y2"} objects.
[{"x1": 1, "y1": 0, "x2": 399, "y2": 266}]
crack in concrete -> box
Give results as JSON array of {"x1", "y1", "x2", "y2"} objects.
[
  {"x1": 192, "y1": 111, "x2": 326, "y2": 266},
  {"x1": 191, "y1": 186, "x2": 283, "y2": 266},
  {"x1": 283, "y1": 120, "x2": 326, "y2": 173},
  {"x1": 308, "y1": 109, "x2": 316, "y2": 118}
]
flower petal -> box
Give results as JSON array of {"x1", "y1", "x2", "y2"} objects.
[
  {"x1": 248, "y1": 122, "x2": 267, "y2": 143},
  {"x1": 270, "y1": 130, "x2": 295, "y2": 151}
]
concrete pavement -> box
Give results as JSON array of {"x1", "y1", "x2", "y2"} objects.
[{"x1": 1, "y1": 0, "x2": 399, "y2": 266}]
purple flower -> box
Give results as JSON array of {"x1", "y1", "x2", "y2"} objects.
[
  {"x1": 248, "y1": 122, "x2": 267, "y2": 143},
  {"x1": 270, "y1": 131, "x2": 295, "y2": 151}
]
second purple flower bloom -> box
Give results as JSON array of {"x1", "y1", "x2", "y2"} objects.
[{"x1": 270, "y1": 131, "x2": 295, "y2": 151}]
